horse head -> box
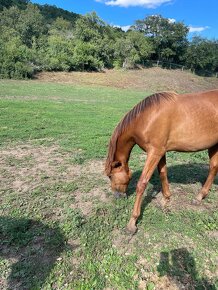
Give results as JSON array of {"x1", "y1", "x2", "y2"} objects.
[{"x1": 108, "y1": 161, "x2": 132, "y2": 198}]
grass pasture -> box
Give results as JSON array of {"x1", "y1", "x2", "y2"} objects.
[{"x1": 0, "y1": 70, "x2": 218, "y2": 290}]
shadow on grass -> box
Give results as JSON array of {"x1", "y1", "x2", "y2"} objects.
[
  {"x1": 126, "y1": 163, "x2": 217, "y2": 221},
  {"x1": 128, "y1": 163, "x2": 216, "y2": 195},
  {"x1": 157, "y1": 248, "x2": 216, "y2": 290},
  {"x1": 127, "y1": 162, "x2": 218, "y2": 197},
  {"x1": 0, "y1": 216, "x2": 68, "y2": 290}
]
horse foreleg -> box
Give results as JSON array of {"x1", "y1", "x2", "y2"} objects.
[
  {"x1": 196, "y1": 144, "x2": 218, "y2": 202},
  {"x1": 158, "y1": 155, "x2": 171, "y2": 206},
  {"x1": 127, "y1": 151, "x2": 163, "y2": 234}
]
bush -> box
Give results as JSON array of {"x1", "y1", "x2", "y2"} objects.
[
  {"x1": 0, "y1": 61, "x2": 34, "y2": 79},
  {"x1": 0, "y1": 32, "x2": 35, "y2": 79}
]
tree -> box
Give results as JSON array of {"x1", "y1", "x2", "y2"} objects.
[
  {"x1": 73, "y1": 12, "x2": 112, "y2": 70},
  {"x1": 50, "y1": 17, "x2": 72, "y2": 32},
  {"x1": 0, "y1": 0, "x2": 80, "y2": 25},
  {"x1": 132, "y1": 15, "x2": 189, "y2": 63},
  {"x1": 17, "y1": 4, "x2": 46, "y2": 48},
  {"x1": 114, "y1": 31, "x2": 153, "y2": 68},
  {"x1": 185, "y1": 36, "x2": 218, "y2": 74},
  {"x1": 0, "y1": 0, "x2": 29, "y2": 11},
  {"x1": 0, "y1": 5, "x2": 21, "y2": 31},
  {"x1": 74, "y1": 12, "x2": 105, "y2": 42},
  {"x1": 37, "y1": 4, "x2": 80, "y2": 25},
  {"x1": 72, "y1": 40, "x2": 103, "y2": 71},
  {"x1": 96, "y1": 25, "x2": 124, "y2": 69},
  {"x1": 0, "y1": 4, "x2": 46, "y2": 48},
  {"x1": 0, "y1": 27, "x2": 33, "y2": 78},
  {"x1": 43, "y1": 35, "x2": 72, "y2": 71},
  {"x1": 0, "y1": 2, "x2": 217, "y2": 79}
]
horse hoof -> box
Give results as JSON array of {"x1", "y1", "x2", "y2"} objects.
[
  {"x1": 125, "y1": 226, "x2": 137, "y2": 235},
  {"x1": 161, "y1": 198, "x2": 170, "y2": 208},
  {"x1": 192, "y1": 193, "x2": 204, "y2": 205},
  {"x1": 126, "y1": 221, "x2": 138, "y2": 235},
  {"x1": 192, "y1": 199, "x2": 201, "y2": 206}
]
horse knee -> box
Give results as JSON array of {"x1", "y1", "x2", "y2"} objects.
[
  {"x1": 136, "y1": 180, "x2": 148, "y2": 195},
  {"x1": 159, "y1": 168, "x2": 167, "y2": 176},
  {"x1": 210, "y1": 162, "x2": 218, "y2": 172}
]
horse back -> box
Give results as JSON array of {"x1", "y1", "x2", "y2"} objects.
[{"x1": 167, "y1": 90, "x2": 218, "y2": 151}]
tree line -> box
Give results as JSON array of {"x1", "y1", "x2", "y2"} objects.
[{"x1": 0, "y1": 0, "x2": 217, "y2": 79}]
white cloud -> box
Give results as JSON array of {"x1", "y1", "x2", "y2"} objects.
[
  {"x1": 113, "y1": 24, "x2": 131, "y2": 31},
  {"x1": 189, "y1": 25, "x2": 210, "y2": 33},
  {"x1": 168, "y1": 18, "x2": 176, "y2": 23},
  {"x1": 96, "y1": 0, "x2": 173, "y2": 8}
]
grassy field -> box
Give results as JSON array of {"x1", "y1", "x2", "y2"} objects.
[{"x1": 0, "y1": 73, "x2": 217, "y2": 290}]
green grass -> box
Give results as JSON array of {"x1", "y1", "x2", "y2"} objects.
[
  {"x1": 0, "y1": 79, "x2": 217, "y2": 290},
  {"x1": 0, "y1": 80, "x2": 146, "y2": 158}
]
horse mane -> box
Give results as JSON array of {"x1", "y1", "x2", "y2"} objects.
[{"x1": 105, "y1": 91, "x2": 177, "y2": 176}]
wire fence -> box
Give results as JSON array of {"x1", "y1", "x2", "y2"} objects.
[{"x1": 142, "y1": 60, "x2": 218, "y2": 78}]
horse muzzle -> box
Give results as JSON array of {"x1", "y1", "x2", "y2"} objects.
[{"x1": 114, "y1": 191, "x2": 127, "y2": 198}]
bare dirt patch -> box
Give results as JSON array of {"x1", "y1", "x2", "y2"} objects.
[
  {"x1": 138, "y1": 273, "x2": 183, "y2": 290},
  {"x1": 112, "y1": 228, "x2": 137, "y2": 256},
  {"x1": 0, "y1": 143, "x2": 110, "y2": 218},
  {"x1": 71, "y1": 187, "x2": 111, "y2": 216},
  {"x1": 36, "y1": 68, "x2": 218, "y2": 93},
  {"x1": 152, "y1": 186, "x2": 217, "y2": 213},
  {"x1": 208, "y1": 230, "x2": 218, "y2": 239},
  {"x1": 0, "y1": 144, "x2": 72, "y2": 194}
]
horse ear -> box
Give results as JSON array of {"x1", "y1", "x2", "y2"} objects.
[{"x1": 112, "y1": 161, "x2": 122, "y2": 169}]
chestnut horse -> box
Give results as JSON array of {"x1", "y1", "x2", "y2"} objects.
[{"x1": 105, "y1": 90, "x2": 218, "y2": 234}]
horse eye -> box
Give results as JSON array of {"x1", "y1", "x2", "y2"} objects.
[{"x1": 114, "y1": 161, "x2": 122, "y2": 168}]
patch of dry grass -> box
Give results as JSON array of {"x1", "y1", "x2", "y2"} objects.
[
  {"x1": 36, "y1": 67, "x2": 218, "y2": 93},
  {"x1": 0, "y1": 143, "x2": 110, "y2": 219}
]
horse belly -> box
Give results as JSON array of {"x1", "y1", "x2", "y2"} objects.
[
  {"x1": 167, "y1": 108, "x2": 218, "y2": 152},
  {"x1": 168, "y1": 134, "x2": 218, "y2": 152}
]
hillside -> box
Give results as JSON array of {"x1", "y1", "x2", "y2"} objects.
[
  {"x1": 36, "y1": 67, "x2": 218, "y2": 93},
  {"x1": 0, "y1": 1, "x2": 217, "y2": 79},
  {"x1": 0, "y1": 0, "x2": 80, "y2": 24}
]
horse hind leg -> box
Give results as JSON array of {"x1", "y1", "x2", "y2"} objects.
[
  {"x1": 195, "y1": 144, "x2": 218, "y2": 202},
  {"x1": 158, "y1": 155, "x2": 171, "y2": 207}
]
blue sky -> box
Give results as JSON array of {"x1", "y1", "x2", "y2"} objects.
[{"x1": 31, "y1": 0, "x2": 218, "y2": 39}]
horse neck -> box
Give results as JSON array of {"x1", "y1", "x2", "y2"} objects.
[{"x1": 114, "y1": 130, "x2": 135, "y2": 166}]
